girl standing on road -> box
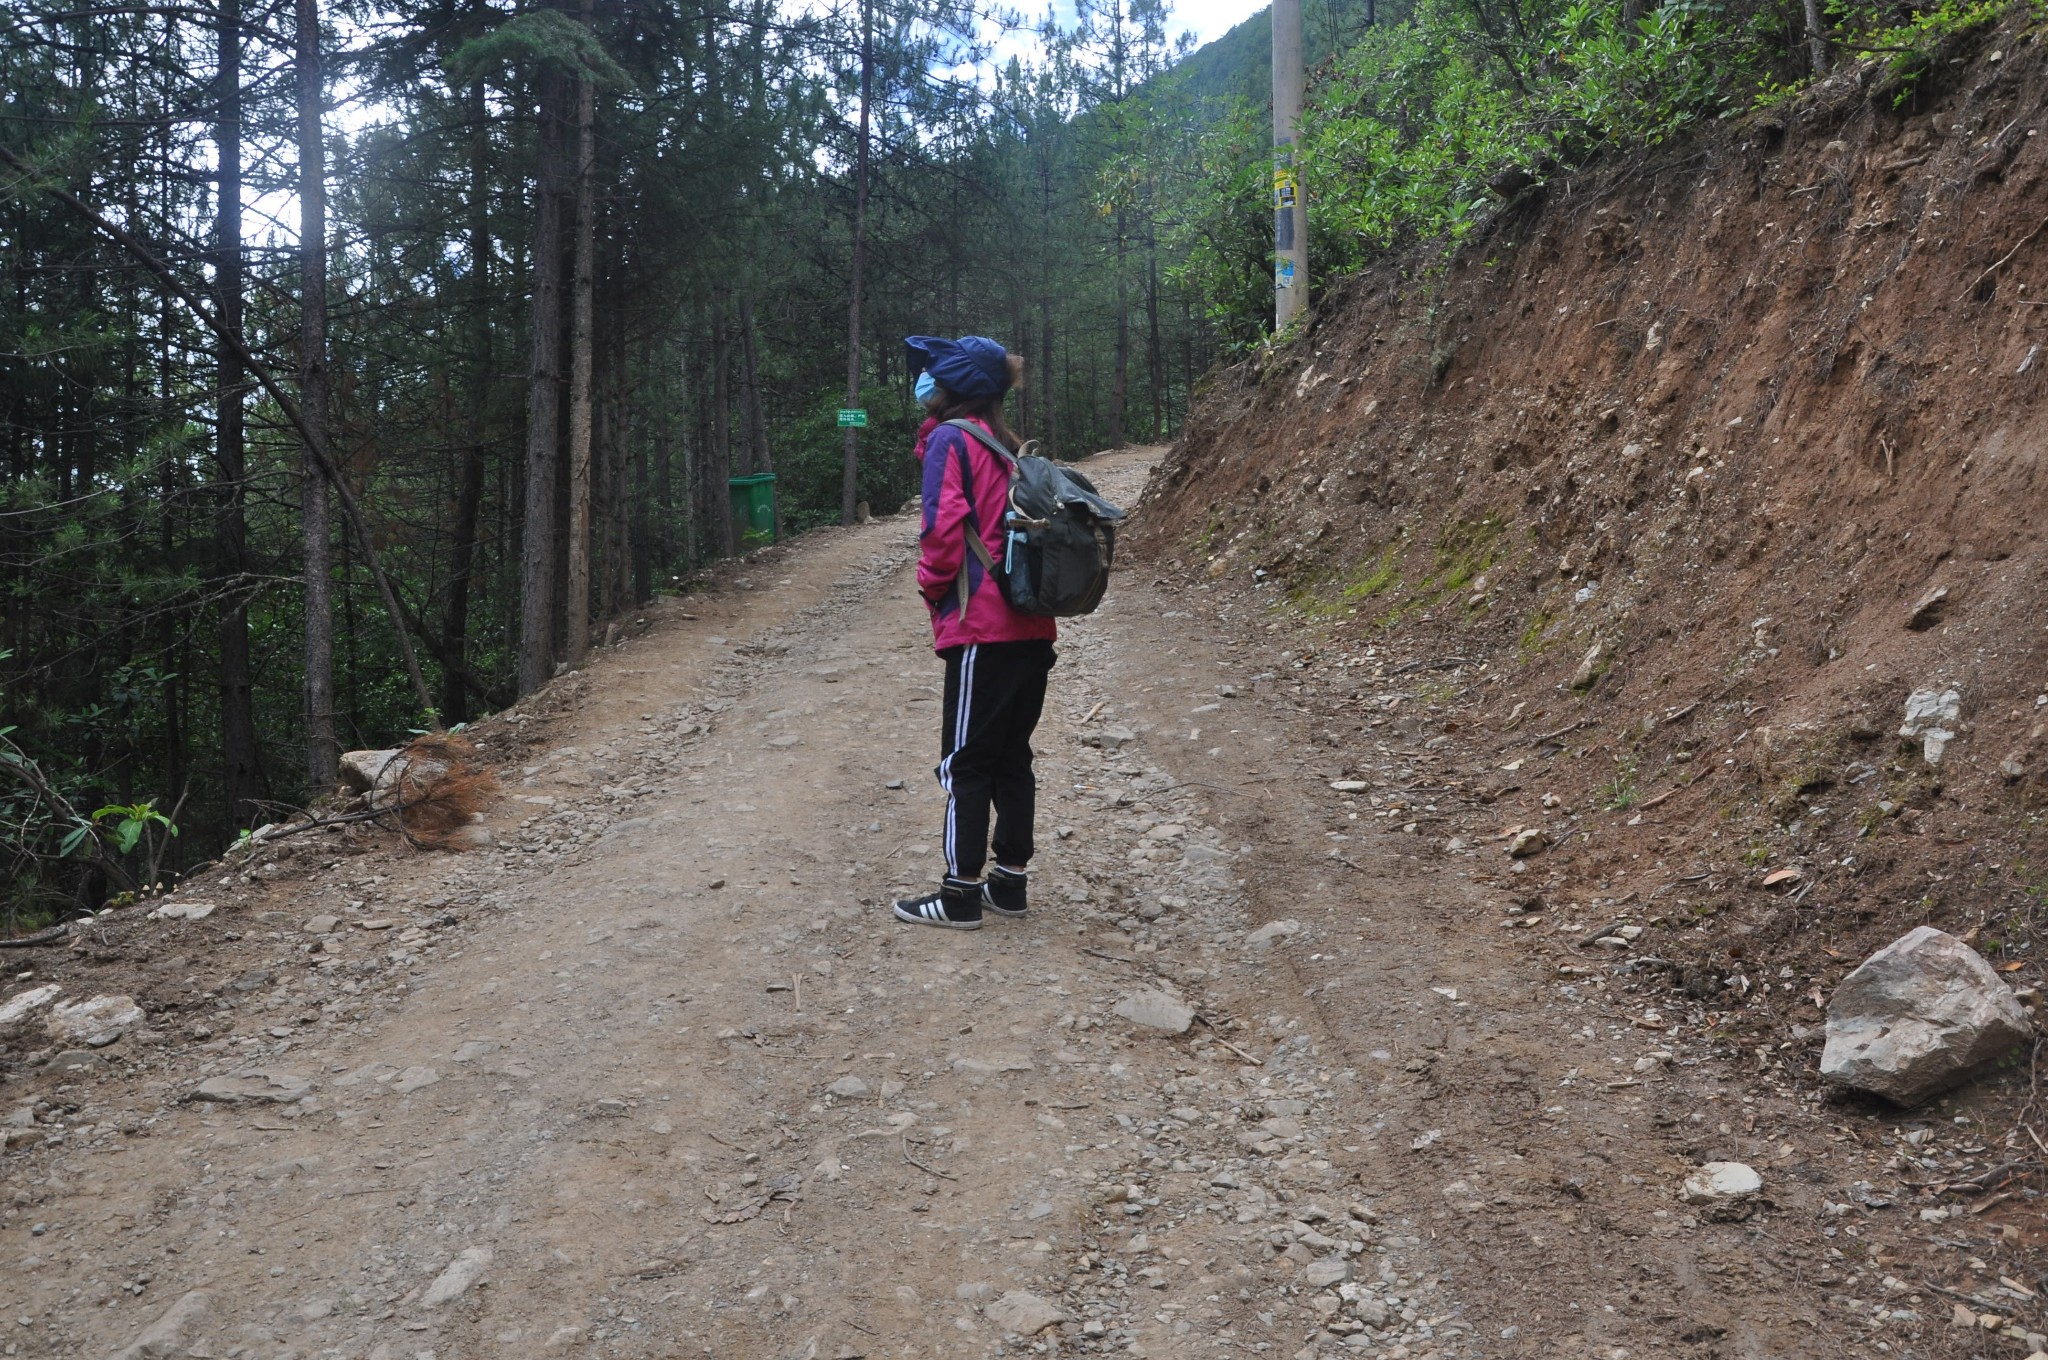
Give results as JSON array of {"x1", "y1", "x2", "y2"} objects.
[{"x1": 893, "y1": 335, "x2": 1052, "y2": 930}]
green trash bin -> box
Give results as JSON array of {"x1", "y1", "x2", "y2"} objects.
[{"x1": 728, "y1": 473, "x2": 778, "y2": 550}]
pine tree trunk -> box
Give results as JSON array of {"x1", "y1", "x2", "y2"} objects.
[
  {"x1": 653, "y1": 424, "x2": 674, "y2": 578},
  {"x1": 1040, "y1": 306, "x2": 1056, "y2": 460},
  {"x1": 295, "y1": 0, "x2": 337, "y2": 791},
  {"x1": 517, "y1": 66, "x2": 569, "y2": 696},
  {"x1": 1109, "y1": 204, "x2": 1129, "y2": 451},
  {"x1": 738, "y1": 292, "x2": 771, "y2": 475},
  {"x1": 1145, "y1": 232, "x2": 1164, "y2": 442},
  {"x1": 632, "y1": 394, "x2": 652, "y2": 605},
  {"x1": 1039, "y1": 152, "x2": 1057, "y2": 459},
  {"x1": 216, "y1": 0, "x2": 261, "y2": 829},
  {"x1": 687, "y1": 335, "x2": 709, "y2": 566},
  {"x1": 840, "y1": 0, "x2": 873, "y2": 526},
  {"x1": 607, "y1": 335, "x2": 630, "y2": 611},
  {"x1": 1803, "y1": 0, "x2": 1832, "y2": 73},
  {"x1": 709, "y1": 290, "x2": 734, "y2": 555},
  {"x1": 440, "y1": 79, "x2": 492, "y2": 725},
  {"x1": 564, "y1": 20, "x2": 597, "y2": 670}
]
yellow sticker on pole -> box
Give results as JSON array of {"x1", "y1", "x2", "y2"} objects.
[{"x1": 1273, "y1": 165, "x2": 1299, "y2": 211}]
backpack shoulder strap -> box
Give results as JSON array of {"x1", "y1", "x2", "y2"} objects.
[
  {"x1": 942, "y1": 421, "x2": 1006, "y2": 612},
  {"x1": 942, "y1": 419, "x2": 1019, "y2": 471}
]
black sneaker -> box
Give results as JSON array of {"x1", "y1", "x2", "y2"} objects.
[
  {"x1": 894, "y1": 876, "x2": 984, "y2": 930},
  {"x1": 983, "y1": 865, "x2": 1028, "y2": 918}
]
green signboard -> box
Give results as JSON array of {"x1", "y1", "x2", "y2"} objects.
[{"x1": 836, "y1": 408, "x2": 868, "y2": 427}]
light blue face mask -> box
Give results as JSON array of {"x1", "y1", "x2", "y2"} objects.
[{"x1": 914, "y1": 371, "x2": 936, "y2": 403}]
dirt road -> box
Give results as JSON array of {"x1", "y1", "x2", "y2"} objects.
[{"x1": 3, "y1": 449, "x2": 2021, "y2": 1360}]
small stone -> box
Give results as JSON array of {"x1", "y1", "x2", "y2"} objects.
[
  {"x1": 1081, "y1": 726, "x2": 1137, "y2": 751},
  {"x1": 109, "y1": 1290, "x2": 211, "y2": 1360},
  {"x1": 1679, "y1": 1161, "x2": 1762, "y2": 1219},
  {"x1": 452, "y1": 1039, "x2": 500, "y2": 1063},
  {"x1": 392, "y1": 1066, "x2": 440, "y2": 1094},
  {"x1": 1245, "y1": 920, "x2": 1301, "y2": 951},
  {"x1": 885, "y1": 779, "x2": 905, "y2": 790},
  {"x1": 304, "y1": 915, "x2": 340, "y2": 935},
  {"x1": 984, "y1": 1290, "x2": 1066, "y2": 1335},
  {"x1": 191, "y1": 1070, "x2": 312, "y2": 1103},
  {"x1": 1905, "y1": 586, "x2": 1949, "y2": 631},
  {"x1": 48, "y1": 1049, "x2": 107, "y2": 1074},
  {"x1": 1508, "y1": 827, "x2": 1548, "y2": 858},
  {"x1": 1113, "y1": 989, "x2": 1196, "y2": 1034},
  {"x1": 422, "y1": 1246, "x2": 493, "y2": 1306},
  {"x1": 1330, "y1": 780, "x2": 1369, "y2": 792},
  {"x1": 1303, "y1": 1257, "x2": 1353, "y2": 1289},
  {"x1": 1569, "y1": 640, "x2": 1607, "y2": 690},
  {"x1": 147, "y1": 901, "x2": 216, "y2": 921},
  {"x1": 827, "y1": 1075, "x2": 871, "y2": 1099},
  {"x1": 1899, "y1": 687, "x2": 1962, "y2": 765}
]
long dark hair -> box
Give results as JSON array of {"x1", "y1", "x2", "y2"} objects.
[{"x1": 933, "y1": 352, "x2": 1024, "y2": 452}]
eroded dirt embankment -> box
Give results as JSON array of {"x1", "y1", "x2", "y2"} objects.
[{"x1": 1141, "y1": 26, "x2": 2048, "y2": 1079}]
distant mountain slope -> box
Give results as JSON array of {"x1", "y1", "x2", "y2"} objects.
[{"x1": 1165, "y1": 0, "x2": 1386, "y2": 107}]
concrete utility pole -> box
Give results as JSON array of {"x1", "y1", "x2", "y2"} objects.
[{"x1": 1271, "y1": 0, "x2": 1307, "y2": 332}]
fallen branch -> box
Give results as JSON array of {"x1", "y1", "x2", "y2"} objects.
[
  {"x1": 1963, "y1": 210, "x2": 2048, "y2": 301},
  {"x1": 1915, "y1": 1277, "x2": 2031, "y2": 1319},
  {"x1": 1211, "y1": 1038, "x2": 1264, "y2": 1066},
  {"x1": 1534, "y1": 718, "x2": 1590, "y2": 744},
  {"x1": 901, "y1": 1135, "x2": 959, "y2": 1181},
  {"x1": 0, "y1": 923, "x2": 71, "y2": 949}
]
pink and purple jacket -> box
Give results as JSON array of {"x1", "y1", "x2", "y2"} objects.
[{"x1": 916, "y1": 417, "x2": 1058, "y2": 653}]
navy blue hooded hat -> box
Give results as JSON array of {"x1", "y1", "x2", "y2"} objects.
[{"x1": 904, "y1": 335, "x2": 1009, "y2": 399}]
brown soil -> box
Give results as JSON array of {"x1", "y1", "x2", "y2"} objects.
[
  {"x1": 13, "y1": 52, "x2": 2048, "y2": 1345},
  {"x1": 1, "y1": 439, "x2": 2040, "y2": 1360},
  {"x1": 1140, "y1": 16, "x2": 2048, "y2": 1238}
]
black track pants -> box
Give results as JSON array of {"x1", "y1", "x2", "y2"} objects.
[{"x1": 936, "y1": 640, "x2": 1056, "y2": 879}]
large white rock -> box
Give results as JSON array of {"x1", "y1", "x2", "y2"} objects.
[
  {"x1": 1899, "y1": 688, "x2": 1962, "y2": 764},
  {"x1": 338, "y1": 748, "x2": 400, "y2": 793},
  {"x1": 0, "y1": 984, "x2": 62, "y2": 1029},
  {"x1": 46, "y1": 994, "x2": 144, "y2": 1047},
  {"x1": 338, "y1": 747, "x2": 452, "y2": 808},
  {"x1": 1821, "y1": 926, "x2": 2032, "y2": 1105}
]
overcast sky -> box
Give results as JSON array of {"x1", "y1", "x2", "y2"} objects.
[{"x1": 1165, "y1": 0, "x2": 1268, "y2": 44}]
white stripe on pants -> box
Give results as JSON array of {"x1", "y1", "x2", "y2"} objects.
[{"x1": 938, "y1": 644, "x2": 977, "y2": 876}]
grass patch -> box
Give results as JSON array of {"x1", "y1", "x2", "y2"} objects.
[
  {"x1": 1602, "y1": 754, "x2": 1640, "y2": 811},
  {"x1": 1287, "y1": 537, "x2": 1407, "y2": 620}
]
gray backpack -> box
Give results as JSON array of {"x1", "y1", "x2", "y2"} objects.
[{"x1": 944, "y1": 419, "x2": 1126, "y2": 618}]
